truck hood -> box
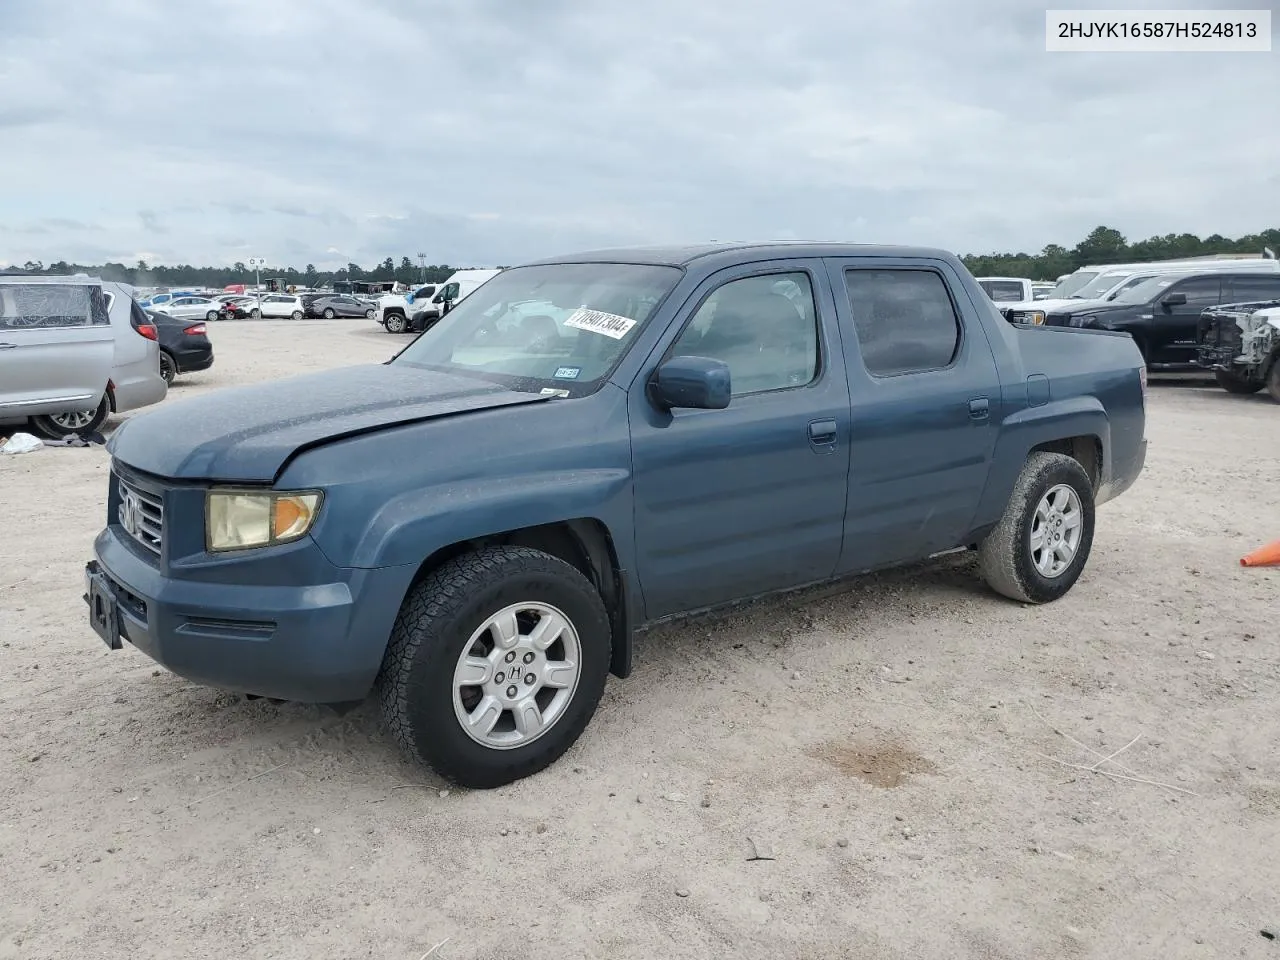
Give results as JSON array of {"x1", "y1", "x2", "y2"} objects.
[
  {"x1": 1004, "y1": 296, "x2": 1110, "y2": 313},
  {"x1": 108, "y1": 363, "x2": 552, "y2": 482}
]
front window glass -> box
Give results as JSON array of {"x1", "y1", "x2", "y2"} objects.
[{"x1": 393, "y1": 262, "x2": 681, "y2": 395}]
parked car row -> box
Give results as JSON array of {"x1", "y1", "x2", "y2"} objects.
[
  {"x1": 0, "y1": 276, "x2": 215, "y2": 441},
  {"x1": 995, "y1": 259, "x2": 1280, "y2": 402}
]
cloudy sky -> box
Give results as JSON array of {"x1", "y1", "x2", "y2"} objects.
[{"x1": 0, "y1": 0, "x2": 1276, "y2": 270}]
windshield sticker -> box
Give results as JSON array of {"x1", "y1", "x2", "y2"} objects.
[
  {"x1": 553, "y1": 366, "x2": 582, "y2": 380},
  {"x1": 540, "y1": 387, "x2": 571, "y2": 398},
  {"x1": 563, "y1": 307, "x2": 636, "y2": 340}
]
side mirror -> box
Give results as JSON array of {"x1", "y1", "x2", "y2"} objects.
[
  {"x1": 1162, "y1": 292, "x2": 1188, "y2": 307},
  {"x1": 648, "y1": 355, "x2": 731, "y2": 410}
]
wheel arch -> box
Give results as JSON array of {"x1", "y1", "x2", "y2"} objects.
[
  {"x1": 972, "y1": 396, "x2": 1111, "y2": 535},
  {"x1": 402, "y1": 518, "x2": 633, "y2": 679}
]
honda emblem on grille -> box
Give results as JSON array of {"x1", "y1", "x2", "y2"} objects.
[{"x1": 119, "y1": 491, "x2": 141, "y2": 537}]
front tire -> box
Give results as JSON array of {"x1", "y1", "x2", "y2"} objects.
[
  {"x1": 29, "y1": 395, "x2": 110, "y2": 440},
  {"x1": 250, "y1": 308, "x2": 261, "y2": 319},
  {"x1": 1214, "y1": 369, "x2": 1263, "y2": 395},
  {"x1": 365, "y1": 308, "x2": 376, "y2": 319},
  {"x1": 159, "y1": 349, "x2": 177, "y2": 385},
  {"x1": 978, "y1": 452, "x2": 1096, "y2": 604},
  {"x1": 377, "y1": 546, "x2": 611, "y2": 789},
  {"x1": 323, "y1": 308, "x2": 336, "y2": 319},
  {"x1": 384, "y1": 313, "x2": 407, "y2": 334},
  {"x1": 1267, "y1": 361, "x2": 1280, "y2": 404}
]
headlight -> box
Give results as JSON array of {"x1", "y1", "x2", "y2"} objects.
[
  {"x1": 206, "y1": 489, "x2": 323, "y2": 552},
  {"x1": 1068, "y1": 315, "x2": 1095, "y2": 328},
  {"x1": 1012, "y1": 310, "x2": 1045, "y2": 325}
]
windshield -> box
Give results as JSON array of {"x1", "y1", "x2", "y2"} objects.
[
  {"x1": 1106, "y1": 274, "x2": 1160, "y2": 301},
  {"x1": 1046, "y1": 271, "x2": 1100, "y2": 299},
  {"x1": 1069, "y1": 271, "x2": 1133, "y2": 300},
  {"x1": 392, "y1": 262, "x2": 682, "y2": 395},
  {"x1": 1112, "y1": 274, "x2": 1183, "y2": 303}
]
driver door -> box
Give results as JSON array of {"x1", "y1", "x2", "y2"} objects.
[{"x1": 628, "y1": 261, "x2": 852, "y2": 619}]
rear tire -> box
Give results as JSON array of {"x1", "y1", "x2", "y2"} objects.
[
  {"x1": 377, "y1": 546, "x2": 611, "y2": 789},
  {"x1": 385, "y1": 313, "x2": 407, "y2": 334},
  {"x1": 1214, "y1": 369, "x2": 1263, "y2": 395},
  {"x1": 979, "y1": 452, "x2": 1095, "y2": 604},
  {"x1": 205, "y1": 310, "x2": 218, "y2": 322},
  {"x1": 159, "y1": 349, "x2": 177, "y2": 385},
  {"x1": 1267, "y1": 361, "x2": 1280, "y2": 404},
  {"x1": 291, "y1": 310, "x2": 303, "y2": 320},
  {"x1": 29, "y1": 395, "x2": 110, "y2": 440}
]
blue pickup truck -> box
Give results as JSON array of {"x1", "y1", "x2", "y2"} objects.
[{"x1": 85, "y1": 243, "x2": 1147, "y2": 788}]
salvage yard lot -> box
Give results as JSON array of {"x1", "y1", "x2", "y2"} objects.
[{"x1": 2, "y1": 320, "x2": 1278, "y2": 960}]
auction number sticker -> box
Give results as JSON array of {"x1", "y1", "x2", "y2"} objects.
[
  {"x1": 553, "y1": 366, "x2": 582, "y2": 380},
  {"x1": 564, "y1": 308, "x2": 637, "y2": 340}
]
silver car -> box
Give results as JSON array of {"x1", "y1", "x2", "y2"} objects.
[
  {"x1": 153, "y1": 295, "x2": 222, "y2": 322},
  {"x1": 0, "y1": 276, "x2": 167, "y2": 439}
]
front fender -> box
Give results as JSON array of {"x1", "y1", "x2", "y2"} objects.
[
  {"x1": 974, "y1": 395, "x2": 1110, "y2": 530},
  {"x1": 344, "y1": 468, "x2": 633, "y2": 569}
]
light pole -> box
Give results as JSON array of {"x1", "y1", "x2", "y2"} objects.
[{"x1": 417, "y1": 252, "x2": 427, "y2": 283}]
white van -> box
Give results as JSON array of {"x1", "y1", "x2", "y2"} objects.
[
  {"x1": 432, "y1": 269, "x2": 503, "y2": 313},
  {"x1": 380, "y1": 269, "x2": 504, "y2": 335}
]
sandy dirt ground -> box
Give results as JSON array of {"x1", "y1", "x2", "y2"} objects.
[{"x1": 2, "y1": 319, "x2": 1278, "y2": 960}]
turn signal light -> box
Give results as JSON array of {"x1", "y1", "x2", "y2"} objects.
[{"x1": 135, "y1": 323, "x2": 158, "y2": 341}]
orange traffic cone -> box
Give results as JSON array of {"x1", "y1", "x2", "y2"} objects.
[{"x1": 1240, "y1": 540, "x2": 1280, "y2": 567}]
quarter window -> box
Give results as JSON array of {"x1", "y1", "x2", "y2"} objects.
[
  {"x1": 844, "y1": 269, "x2": 961, "y2": 377},
  {"x1": 669, "y1": 271, "x2": 819, "y2": 396}
]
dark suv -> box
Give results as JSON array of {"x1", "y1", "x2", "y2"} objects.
[{"x1": 1042, "y1": 270, "x2": 1280, "y2": 369}]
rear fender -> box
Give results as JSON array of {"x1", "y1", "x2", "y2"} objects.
[{"x1": 974, "y1": 395, "x2": 1110, "y2": 529}]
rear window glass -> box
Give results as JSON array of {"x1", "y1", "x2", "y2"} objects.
[{"x1": 0, "y1": 283, "x2": 109, "y2": 329}]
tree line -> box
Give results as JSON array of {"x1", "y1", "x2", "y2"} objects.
[
  {"x1": 2, "y1": 256, "x2": 492, "y2": 289},
  {"x1": 961, "y1": 225, "x2": 1280, "y2": 280},
  {"x1": 6, "y1": 225, "x2": 1279, "y2": 287}
]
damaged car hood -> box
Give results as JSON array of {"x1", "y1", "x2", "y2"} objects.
[{"x1": 108, "y1": 363, "x2": 552, "y2": 482}]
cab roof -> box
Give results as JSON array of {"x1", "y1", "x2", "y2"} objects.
[{"x1": 522, "y1": 241, "x2": 961, "y2": 269}]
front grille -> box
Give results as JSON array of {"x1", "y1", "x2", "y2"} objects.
[{"x1": 117, "y1": 476, "x2": 164, "y2": 557}]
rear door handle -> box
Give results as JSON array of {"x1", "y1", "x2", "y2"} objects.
[
  {"x1": 968, "y1": 397, "x2": 989, "y2": 421},
  {"x1": 0, "y1": 343, "x2": 15, "y2": 349},
  {"x1": 808, "y1": 418, "x2": 838, "y2": 449}
]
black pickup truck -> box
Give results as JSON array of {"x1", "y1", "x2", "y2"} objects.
[{"x1": 1041, "y1": 268, "x2": 1280, "y2": 369}]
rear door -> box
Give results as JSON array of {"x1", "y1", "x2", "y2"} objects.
[
  {"x1": 0, "y1": 282, "x2": 114, "y2": 417},
  {"x1": 824, "y1": 258, "x2": 1002, "y2": 573}
]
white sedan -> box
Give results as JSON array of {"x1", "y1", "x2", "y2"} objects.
[
  {"x1": 155, "y1": 296, "x2": 221, "y2": 321},
  {"x1": 258, "y1": 294, "x2": 305, "y2": 320}
]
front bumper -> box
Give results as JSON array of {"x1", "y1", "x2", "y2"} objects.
[{"x1": 88, "y1": 525, "x2": 413, "y2": 703}]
